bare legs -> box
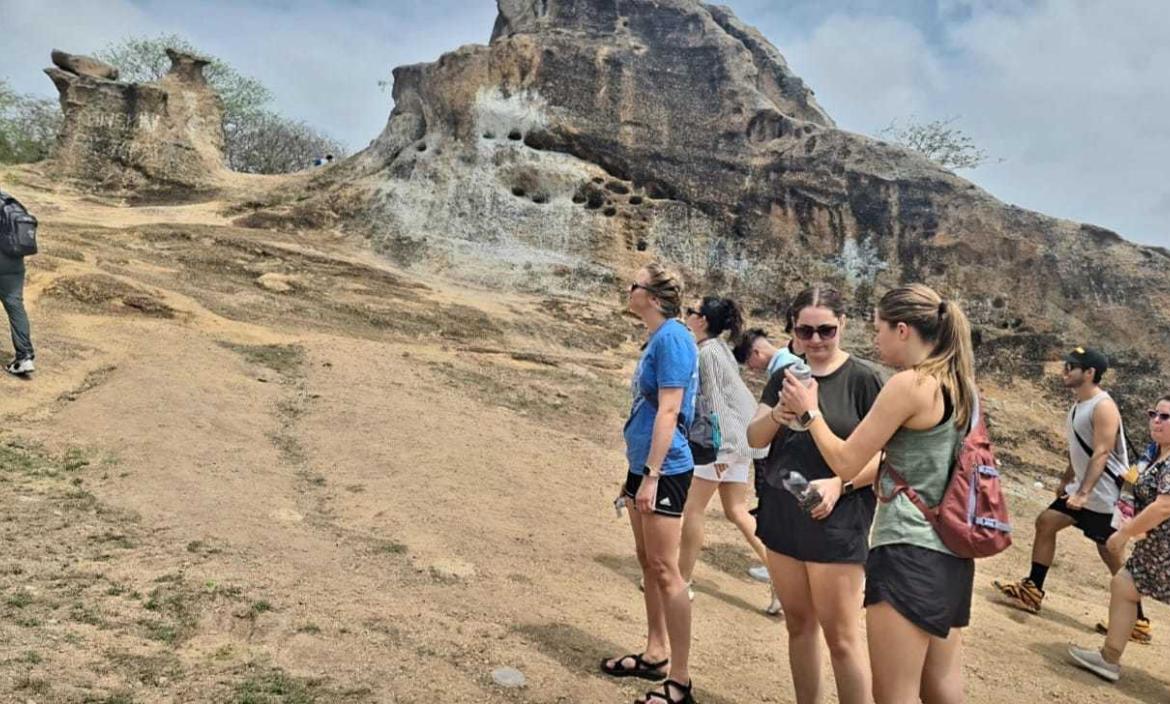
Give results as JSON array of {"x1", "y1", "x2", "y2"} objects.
[{"x1": 768, "y1": 551, "x2": 871, "y2": 704}]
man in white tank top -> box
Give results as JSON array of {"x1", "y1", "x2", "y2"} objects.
[{"x1": 994, "y1": 348, "x2": 1149, "y2": 640}]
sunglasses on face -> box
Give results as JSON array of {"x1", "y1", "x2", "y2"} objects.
[
  {"x1": 793, "y1": 324, "x2": 839, "y2": 341},
  {"x1": 1148, "y1": 410, "x2": 1170, "y2": 422},
  {"x1": 629, "y1": 282, "x2": 648, "y2": 293},
  {"x1": 685, "y1": 307, "x2": 701, "y2": 317}
]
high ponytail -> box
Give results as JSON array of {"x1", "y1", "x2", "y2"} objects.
[
  {"x1": 878, "y1": 285, "x2": 977, "y2": 429},
  {"x1": 699, "y1": 296, "x2": 744, "y2": 340}
]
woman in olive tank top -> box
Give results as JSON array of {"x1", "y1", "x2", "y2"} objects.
[{"x1": 783, "y1": 284, "x2": 979, "y2": 704}]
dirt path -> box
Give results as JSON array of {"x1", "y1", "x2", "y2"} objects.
[{"x1": 0, "y1": 168, "x2": 1166, "y2": 702}]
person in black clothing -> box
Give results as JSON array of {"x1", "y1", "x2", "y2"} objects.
[
  {"x1": 0, "y1": 248, "x2": 33, "y2": 376},
  {"x1": 746, "y1": 284, "x2": 882, "y2": 704}
]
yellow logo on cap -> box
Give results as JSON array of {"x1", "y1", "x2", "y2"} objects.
[{"x1": 1075, "y1": 347, "x2": 1085, "y2": 354}]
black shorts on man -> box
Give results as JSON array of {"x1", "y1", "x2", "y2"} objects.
[
  {"x1": 624, "y1": 471, "x2": 693, "y2": 518},
  {"x1": 1048, "y1": 496, "x2": 1116, "y2": 544}
]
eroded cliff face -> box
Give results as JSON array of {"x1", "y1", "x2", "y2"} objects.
[{"x1": 45, "y1": 48, "x2": 226, "y2": 193}]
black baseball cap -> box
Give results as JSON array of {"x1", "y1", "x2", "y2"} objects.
[{"x1": 1064, "y1": 346, "x2": 1108, "y2": 380}]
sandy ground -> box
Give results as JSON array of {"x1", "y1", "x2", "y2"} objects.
[{"x1": 0, "y1": 164, "x2": 1166, "y2": 703}]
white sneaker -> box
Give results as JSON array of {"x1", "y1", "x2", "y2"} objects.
[
  {"x1": 748, "y1": 565, "x2": 771, "y2": 583},
  {"x1": 1068, "y1": 645, "x2": 1120, "y2": 682},
  {"x1": 5, "y1": 358, "x2": 34, "y2": 376},
  {"x1": 764, "y1": 589, "x2": 783, "y2": 616}
]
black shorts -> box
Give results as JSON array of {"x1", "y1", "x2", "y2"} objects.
[
  {"x1": 624, "y1": 471, "x2": 693, "y2": 518},
  {"x1": 1048, "y1": 497, "x2": 1116, "y2": 544},
  {"x1": 865, "y1": 544, "x2": 974, "y2": 639},
  {"x1": 755, "y1": 482, "x2": 874, "y2": 564}
]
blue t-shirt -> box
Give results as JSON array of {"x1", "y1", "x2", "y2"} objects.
[
  {"x1": 766, "y1": 346, "x2": 802, "y2": 378},
  {"x1": 624, "y1": 319, "x2": 698, "y2": 475}
]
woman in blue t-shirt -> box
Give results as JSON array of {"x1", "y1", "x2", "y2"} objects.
[{"x1": 601, "y1": 263, "x2": 699, "y2": 704}]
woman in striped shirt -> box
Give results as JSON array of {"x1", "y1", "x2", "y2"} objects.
[{"x1": 678, "y1": 296, "x2": 770, "y2": 595}]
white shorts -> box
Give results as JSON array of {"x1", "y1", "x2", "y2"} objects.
[{"x1": 694, "y1": 458, "x2": 751, "y2": 484}]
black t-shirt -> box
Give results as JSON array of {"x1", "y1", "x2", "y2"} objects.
[{"x1": 755, "y1": 355, "x2": 884, "y2": 562}]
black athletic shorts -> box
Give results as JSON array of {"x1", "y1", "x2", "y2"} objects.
[
  {"x1": 1048, "y1": 496, "x2": 1116, "y2": 544},
  {"x1": 624, "y1": 470, "x2": 693, "y2": 518},
  {"x1": 865, "y1": 544, "x2": 974, "y2": 639}
]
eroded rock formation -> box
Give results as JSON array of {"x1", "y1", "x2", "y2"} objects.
[
  {"x1": 45, "y1": 49, "x2": 226, "y2": 193},
  {"x1": 319, "y1": 0, "x2": 1170, "y2": 377}
]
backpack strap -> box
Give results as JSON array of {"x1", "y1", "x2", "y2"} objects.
[
  {"x1": 1069, "y1": 404, "x2": 1124, "y2": 486},
  {"x1": 876, "y1": 462, "x2": 940, "y2": 526}
]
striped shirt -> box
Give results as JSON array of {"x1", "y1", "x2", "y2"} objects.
[{"x1": 698, "y1": 338, "x2": 768, "y2": 462}]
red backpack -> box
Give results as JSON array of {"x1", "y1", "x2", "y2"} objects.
[{"x1": 878, "y1": 397, "x2": 1012, "y2": 559}]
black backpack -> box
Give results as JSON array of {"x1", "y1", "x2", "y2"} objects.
[{"x1": 0, "y1": 190, "x2": 38, "y2": 258}]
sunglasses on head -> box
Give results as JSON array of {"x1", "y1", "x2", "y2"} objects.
[
  {"x1": 793, "y1": 324, "x2": 839, "y2": 341},
  {"x1": 1148, "y1": 410, "x2": 1170, "y2": 422}
]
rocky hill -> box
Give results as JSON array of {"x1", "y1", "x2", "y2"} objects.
[{"x1": 282, "y1": 0, "x2": 1170, "y2": 389}]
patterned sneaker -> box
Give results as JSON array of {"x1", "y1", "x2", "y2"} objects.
[
  {"x1": 992, "y1": 577, "x2": 1045, "y2": 614},
  {"x1": 1095, "y1": 617, "x2": 1152, "y2": 644},
  {"x1": 1067, "y1": 645, "x2": 1120, "y2": 682},
  {"x1": 747, "y1": 565, "x2": 771, "y2": 583},
  {"x1": 5, "y1": 357, "x2": 34, "y2": 376}
]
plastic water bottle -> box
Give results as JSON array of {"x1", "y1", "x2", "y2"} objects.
[
  {"x1": 786, "y1": 362, "x2": 815, "y2": 431},
  {"x1": 782, "y1": 471, "x2": 822, "y2": 514}
]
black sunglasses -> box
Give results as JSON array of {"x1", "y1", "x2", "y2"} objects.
[
  {"x1": 1148, "y1": 410, "x2": 1170, "y2": 422},
  {"x1": 793, "y1": 324, "x2": 839, "y2": 341},
  {"x1": 685, "y1": 307, "x2": 701, "y2": 317},
  {"x1": 629, "y1": 282, "x2": 648, "y2": 293}
]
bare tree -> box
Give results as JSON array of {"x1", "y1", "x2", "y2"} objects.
[
  {"x1": 879, "y1": 116, "x2": 993, "y2": 170},
  {"x1": 96, "y1": 34, "x2": 344, "y2": 173},
  {"x1": 228, "y1": 111, "x2": 346, "y2": 174},
  {"x1": 0, "y1": 77, "x2": 62, "y2": 164}
]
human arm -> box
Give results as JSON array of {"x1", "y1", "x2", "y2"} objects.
[
  {"x1": 1067, "y1": 398, "x2": 1121, "y2": 510},
  {"x1": 1107, "y1": 494, "x2": 1170, "y2": 554},
  {"x1": 746, "y1": 370, "x2": 791, "y2": 449},
  {"x1": 636, "y1": 386, "x2": 685, "y2": 513},
  {"x1": 782, "y1": 369, "x2": 918, "y2": 481}
]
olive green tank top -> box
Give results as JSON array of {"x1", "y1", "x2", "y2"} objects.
[{"x1": 871, "y1": 417, "x2": 965, "y2": 555}]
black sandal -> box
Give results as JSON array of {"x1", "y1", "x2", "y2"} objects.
[
  {"x1": 599, "y1": 652, "x2": 669, "y2": 681},
  {"x1": 636, "y1": 679, "x2": 694, "y2": 704}
]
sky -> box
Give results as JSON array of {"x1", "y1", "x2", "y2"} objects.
[{"x1": 1, "y1": 0, "x2": 1167, "y2": 247}]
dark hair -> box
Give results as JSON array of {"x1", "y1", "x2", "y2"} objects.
[
  {"x1": 698, "y1": 296, "x2": 744, "y2": 340},
  {"x1": 733, "y1": 327, "x2": 769, "y2": 364},
  {"x1": 790, "y1": 284, "x2": 847, "y2": 323},
  {"x1": 641, "y1": 262, "x2": 683, "y2": 318},
  {"x1": 878, "y1": 284, "x2": 977, "y2": 429}
]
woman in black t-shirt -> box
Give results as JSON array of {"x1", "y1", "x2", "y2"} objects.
[{"x1": 746, "y1": 284, "x2": 882, "y2": 704}]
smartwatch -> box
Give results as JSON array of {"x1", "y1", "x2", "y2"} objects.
[
  {"x1": 842, "y1": 480, "x2": 855, "y2": 496},
  {"x1": 798, "y1": 409, "x2": 820, "y2": 426},
  {"x1": 643, "y1": 464, "x2": 661, "y2": 478}
]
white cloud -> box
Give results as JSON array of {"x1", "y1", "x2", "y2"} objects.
[{"x1": 751, "y1": 0, "x2": 1170, "y2": 246}]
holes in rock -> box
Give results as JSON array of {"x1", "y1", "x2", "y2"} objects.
[
  {"x1": 482, "y1": 132, "x2": 495, "y2": 139},
  {"x1": 991, "y1": 296, "x2": 1006, "y2": 309},
  {"x1": 585, "y1": 191, "x2": 605, "y2": 210},
  {"x1": 605, "y1": 181, "x2": 630, "y2": 195},
  {"x1": 523, "y1": 131, "x2": 556, "y2": 151},
  {"x1": 803, "y1": 136, "x2": 817, "y2": 154},
  {"x1": 531, "y1": 193, "x2": 549, "y2": 204},
  {"x1": 507, "y1": 129, "x2": 523, "y2": 140},
  {"x1": 628, "y1": 196, "x2": 643, "y2": 205},
  {"x1": 592, "y1": 177, "x2": 604, "y2": 184},
  {"x1": 636, "y1": 239, "x2": 648, "y2": 251},
  {"x1": 416, "y1": 143, "x2": 427, "y2": 152},
  {"x1": 572, "y1": 193, "x2": 586, "y2": 204},
  {"x1": 603, "y1": 207, "x2": 617, "y2": 217},
  {"x1": 512, "y1": 186, "x2": 526, "y2": 197}
]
